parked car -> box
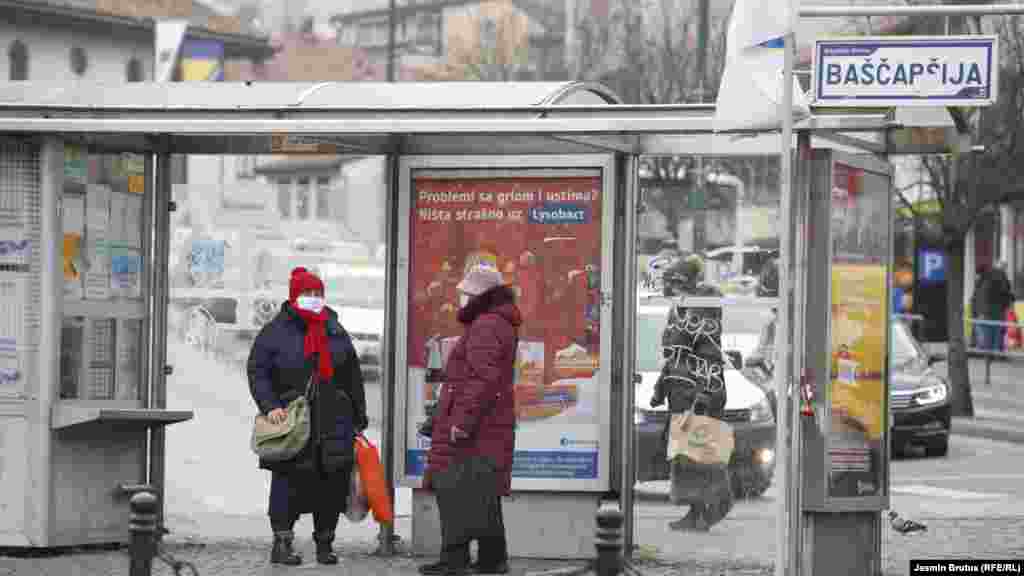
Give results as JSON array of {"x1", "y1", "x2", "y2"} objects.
[
  {"x1": 336, "y1": 306, "x2": 384, "y2": 381},
  {"x1": 746, "y1": 316, "x2": 951, "y2": 457},
  {"x1": 634, "y1": 302, "x2": 777, "y2": 498}
]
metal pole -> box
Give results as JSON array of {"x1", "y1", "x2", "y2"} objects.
[
  {"x1": 386, "y1": 0, "x2": 397, "y2": 82},
  {"x1": 594, "y1": 501, "x2": 624, "y2": 576},
  {"x1": 775, "y1": 25, "x2": 796, "y2": 576},
  {"x1": 619, "y1": 153, "x2": 639, "y2": 558},
  {"x1": 801, "y1": 3, "x2": 1024, "y2": 17},
  {"x1": 129, "y1": 491, "x2": 158, "y2": 576},
  {"x1": 695, "y1": 0, "x2": 711, "y2": 101},
  {"x1": 377, "y1": 153, "x2": 401, "y2": 555},
  {"x1": 148, "y1": 147, "x2": 173, "y2": 536}
]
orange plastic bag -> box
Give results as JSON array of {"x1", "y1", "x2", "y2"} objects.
[{"x1": 354, "y1": 435, "x2": 394, "y2": 525}]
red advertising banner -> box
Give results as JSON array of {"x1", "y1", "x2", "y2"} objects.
[{"x1": 405, "y1": 173, "x2": 605, "y2": 482}]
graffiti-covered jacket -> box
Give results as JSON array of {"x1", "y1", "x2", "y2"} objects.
[{"x1": 650, "y1": 293, "x2": 727, "y2": 419}]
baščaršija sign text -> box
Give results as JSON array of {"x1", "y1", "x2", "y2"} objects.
[{"x1": 813, "y1": 36, "x2": 998, "y2": 107}]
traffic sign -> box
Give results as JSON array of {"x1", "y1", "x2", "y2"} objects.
[{"x1": 813, "y1": 36, "x2": 998, "y2": 107}]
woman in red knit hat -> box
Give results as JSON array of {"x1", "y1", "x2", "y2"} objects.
[{"x1": 247, "y1": 267, "x2": 369, "y2": 566}]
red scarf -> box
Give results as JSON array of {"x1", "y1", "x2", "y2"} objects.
[{"x1": 288, "y1": 267, "x2": 334, "y2": 380}]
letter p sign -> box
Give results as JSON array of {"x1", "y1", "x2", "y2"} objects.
[{"x1": 919, "y1": 249, "x2": 945, "y2": 284}]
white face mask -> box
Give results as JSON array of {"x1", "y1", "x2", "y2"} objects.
[
  {"x1": 296, "y1": 296, "x2": 325, "y2": 314},
  {"x1": 459, "y1": 293, "x2": 471, "y2": 308}
]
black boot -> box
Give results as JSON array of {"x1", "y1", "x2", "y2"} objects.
[
  {"x1": 474, "y1": 536, "x2": 509, "y2": 574},
  {"x1": 419, "y1": 544, "x2": 470, "y2": 576},
  {"x1": 668, "y1": 506, "x2": 700, "y2": 531},
  {"x1": 270, "y1": 531, "x2": 302, "y2": 565},
  {"x1": 314, "y1": 530, "x2": 339, "y2": 565}
]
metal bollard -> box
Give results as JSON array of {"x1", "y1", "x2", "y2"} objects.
[
  {"x1": 594, "y1": 500, "x2": 624, "y2": 576},
  {"x1": 129, "y1": 490, "x2": 159, "y2": 576}
]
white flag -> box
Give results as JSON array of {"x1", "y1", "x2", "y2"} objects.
[
  {"x1": 714, "y1": 0, "x2": 809, "y2": 132},
  {"x1": 154, "y1": 19, "x2": 189, "y2": 83}
]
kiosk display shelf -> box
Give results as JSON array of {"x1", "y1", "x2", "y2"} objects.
[{"x1": 0, "y1": 138, "x2": 192, "y2": 548}]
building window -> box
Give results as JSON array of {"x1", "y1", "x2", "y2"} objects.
[
  {"x1": 276, "y1": 179, "x2": 291, "y2": 219},
  {"x1": 414, "y1": 11, "x2": 442, "y2": 54},
  {"x1": 126, "y1": 57, "x2": 143, "y2": 82},
  {"x1": 70, "y1": 46, "x2": 89, "y2": 77},
  {"x1": 357, "y1": 18, "x2": 390, "y2": 47},
  {"x1": 316, "y1": 177, "x2": 331, "y2": 220},
  {"x1": 8, "y1": 40, "x2": 28, "y2": 81},
  {"x1": 296, "y1": 177, "x2": 311, "y2": 220}
]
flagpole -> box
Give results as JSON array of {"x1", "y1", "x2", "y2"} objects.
[{"x1": 776, "y1": 18, "x2": 797, "y2": 576}]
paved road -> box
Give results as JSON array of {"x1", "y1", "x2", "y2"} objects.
[{"x1": 633, "y1": 434, "x2": 1024, "y2": 573}]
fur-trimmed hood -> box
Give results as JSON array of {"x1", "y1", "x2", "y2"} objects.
[{"x1": 457, "y1": 285, "x2": 523, "y2": 326}]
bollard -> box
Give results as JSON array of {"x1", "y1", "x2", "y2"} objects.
[
  {"x1": 129, "y1": 490, "x2": 159, "y2": 576},
  {"x1": 594, "y1": 500, "x2": 624, "y2": 576}
]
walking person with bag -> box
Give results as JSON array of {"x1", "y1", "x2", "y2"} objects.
[
  {"x1": 419, "y1": 264, "x2": 521, "y2": 576},
  {"x1": 650, "y1": 283, "x2": 734, "y2": 532},
  {"x1": 247, "y1": 267, "x2": 369, "y2": 566}
]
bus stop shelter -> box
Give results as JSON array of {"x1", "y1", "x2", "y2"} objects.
[{"x1": 0, "y1": 80, "x2": 954, "y2": 574}]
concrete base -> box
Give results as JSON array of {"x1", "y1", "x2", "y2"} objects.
[
  {"x1": 412, "y1": 489, "x2": 600, "y2": 559},
  {"x1": 802, "y1": 511, "x2": 881, "y2": 576}
]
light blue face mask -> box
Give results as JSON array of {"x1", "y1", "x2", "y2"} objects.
[{"x1": 296, "y1": 296, "x2": 325, "y2": 314}]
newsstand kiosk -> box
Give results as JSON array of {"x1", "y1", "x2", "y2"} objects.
[
  {"x1": 0, "y1": 138, "x2": 191, "y2": 547},
  {"x1": 797, "y1": 148, "x2": 893, "y2": 575}
]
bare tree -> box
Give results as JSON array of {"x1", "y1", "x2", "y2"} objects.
[
  {"x1": 573, "y1": 0, "x2": 785, "y2": 251},
  {"x1": 874, "y1": 1, "x2": 1024, "y2": 417}
]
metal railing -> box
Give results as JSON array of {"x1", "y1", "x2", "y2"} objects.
[{"x1": 965, "y1": 317, "x2": 1024, "y2": 385}]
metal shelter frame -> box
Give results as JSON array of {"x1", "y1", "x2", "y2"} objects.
[{"x1": 0, "y1": 78, "x2": 951, "y2": 564}]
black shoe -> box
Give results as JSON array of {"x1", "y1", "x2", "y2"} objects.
[
  {"x1": 270, "y1": 532, "x2": 302, "y2": 566},
  {"x1": 471, "y1": 561, "x2": 510, "y2": 574},
  {"x1": 314, "y1": 531, "x2": 339, "y2": 565}
]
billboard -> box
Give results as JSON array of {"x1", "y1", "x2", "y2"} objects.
[
  {"x1": 828, "y1": 162, "x2": 889, "y2": 499},
  {"x1": 180, "y1": 39, "x2": 224, "y2": 81},
  {"x1": 397, "y1": 157, "x2": 614, "y2": 492}
]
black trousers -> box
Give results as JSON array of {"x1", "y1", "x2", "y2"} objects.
[
  {"x1": 269, "y1": 471, "x2": 345, "y2": 535},
  {"x1": 268, "y1": 444, "x2": 350, "y2": 536},
  {"x1": 435, "y1": 463, "x2": 507, "y2": 567}
]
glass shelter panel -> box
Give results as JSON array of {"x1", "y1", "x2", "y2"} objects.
[
  {"x1": 633, "y1": 155, "x2": 781, "y2": 566},
  {"x1": 162, "y1": 154, "x2": 389, "y2": 536},
  {"x1": 827, "y1": 162, "x2": 890, "y2": 499},
  {"x1": 59, "y1": 147, "x2": 146, "y2": 402}
]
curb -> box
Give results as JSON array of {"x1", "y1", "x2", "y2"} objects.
[{"x1": 951, "y1": 417, "x2": 1024, "y2": 445}]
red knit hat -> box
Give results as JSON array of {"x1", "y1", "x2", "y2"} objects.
[{"x1": 289, "y1": 267, "x2": 325, "y2": 301}]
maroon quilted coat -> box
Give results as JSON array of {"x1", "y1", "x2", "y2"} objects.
[{"x1": 427, "y1": 285, "x2": 521, "y2": 496}]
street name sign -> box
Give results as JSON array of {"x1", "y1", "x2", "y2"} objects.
[{"x1": 813, "y1": 36, "x2": 998, "y2": 107}]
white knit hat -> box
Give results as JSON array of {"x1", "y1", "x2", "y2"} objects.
[{"x1": 457, "y1": 264, "x2": 505, "y2": 296}]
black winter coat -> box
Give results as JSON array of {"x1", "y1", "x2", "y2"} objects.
[
  {"x1": 247, "y1": 303, "x2": 369, "y2": 475},
  {"x1": 651, "y1": 302, "x2": 727, "y2": 425}
]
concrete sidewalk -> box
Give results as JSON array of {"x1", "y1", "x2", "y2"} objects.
[
  {"x1": 0, "y1": 538, "x2": 773, "y2": 576},
  {"x1": 947, "y1": 357, "x2": 1024, "y2": 444}
]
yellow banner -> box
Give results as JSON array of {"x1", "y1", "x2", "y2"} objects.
[{"x1": 830, "y1": 263, "x2": 887, "y2": 441}]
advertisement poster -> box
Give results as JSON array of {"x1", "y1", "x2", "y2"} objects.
[
  {"x1": 62, "y1": 195, "x2": 85, "y2": 299},
  {"x1": 64, "y1": 144, "x2": 88, "y2": 184},
  {"x1": 111, "y1": 248, "x2": 142, "y2": 299},
  {"x1": 0, "y1": 278, "x2": 24, "y2": 390},
  {"x1": 828, "y1": 162, "x2": 888, "y2": 498},
  {"x1": 405, "y1": 171, "x2": 605, "y2": 487}
]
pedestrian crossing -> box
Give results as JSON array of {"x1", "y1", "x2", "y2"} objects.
[{"x1": 890, "y1": 484, "x2": 1009, "y2": 500}]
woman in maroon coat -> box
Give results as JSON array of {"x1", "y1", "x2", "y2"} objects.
[{"x1": 420, "y1": 264, "x2": 521, "y2": 576}]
